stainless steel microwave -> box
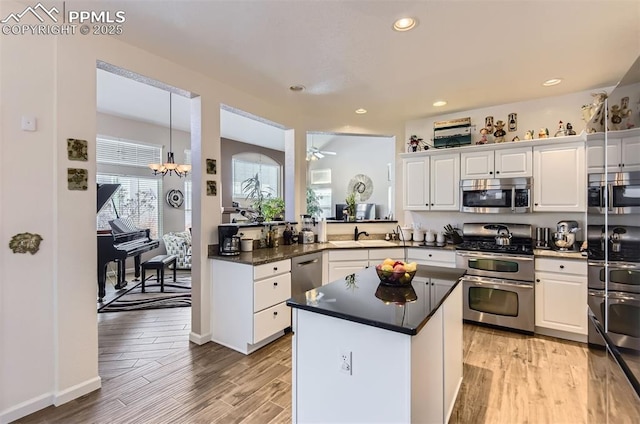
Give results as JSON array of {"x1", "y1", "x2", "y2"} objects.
[
  {"x1": 588, "y1": 172, "x2": 640, "y2": 214},
  {"x1": 460, "y1": 178, "x2": 532, "y2": 213}
]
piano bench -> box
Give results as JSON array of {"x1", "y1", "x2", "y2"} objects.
[{"x1": 141, "y1": 255, "x2": 177, "y2": 293}]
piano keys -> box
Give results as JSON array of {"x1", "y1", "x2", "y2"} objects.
[{"x1": 97, "y1": 184, "x2": 160, "y2": 302}]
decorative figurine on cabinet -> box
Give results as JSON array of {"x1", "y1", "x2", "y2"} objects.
[
  {"x1": 554, "y1": 121, "x2": 566, "y2": 137},
  {"x1": 538, "y1": 128, "x2": 549, "y2": 138},
  {"x1": 512, "y1": 136, "x2": 520, "y2": 142},
  {"x1": 566, "y1": 122, "x2": 576, "y2": 135},
  {"x1": 610, "y1": 97, "x2": 633, "y2": 131},
  {"x1": 582, "y1": 92, "x2": 607, "y2": 133},
  {"x1": 407, "y1": 135, "x2": 426, "y2": 152},
  {"x1": 524, "y1": 130, "x2": 534, "y2": 140},
  {"x1": 493, "y1": 120, "x2": 506, "y2": 143},
  {"x1": 477, "y1": 127, "x2": 490, "y2": 144}
]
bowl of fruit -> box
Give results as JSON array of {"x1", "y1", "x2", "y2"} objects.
[{"x1": 375, "y1": 258, "x2": 417, "y2": 286}]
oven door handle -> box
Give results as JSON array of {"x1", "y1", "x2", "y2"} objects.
[
  {"x1": 589, "y1": 261, "x2": 640, "y2": 269},
  {"x1": 462, "y1": 277, "x2": 534, "y2": 290},
  {"x1": 589, "y1": 289, "x2": 640, "y2": 301},
  {"x1": 510, "y1": 187, "x2": 516, "y2": 212},
  {"x1": 457, "y1": 251, "x2": 534, "y2": 261},
  {"x1": 607, "y1": 183, "x2": 613, "y2": 212}
]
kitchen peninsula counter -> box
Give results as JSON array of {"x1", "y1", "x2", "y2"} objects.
[{"x1": 288, "y1": 265, "x2": 465, "y2": 423}]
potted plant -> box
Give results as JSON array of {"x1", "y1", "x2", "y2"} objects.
[
  {"x1": 241, "y1": 173, "x2": 273, "y2": 218},
  {"x1": 262, "y1": 197, "x2": 285, "y2": 222},
  {"x1": 306, "y1": 187, "x2": 322, "y2": 218},
  {"x1": 345, "y1": 192, "x2": 357, "y2": 221}
]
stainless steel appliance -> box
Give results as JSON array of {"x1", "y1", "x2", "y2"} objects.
[
  {"x1": 552, "y1": 220, "x2": 579, "y2": 251},
  {"x1": 291, "y1": 252, "x2": 323, "y2": 298},
  {"x1": 456, "y1": 223, "x2": 535, "y2": 333},
  {"x1": 299, "y1": 215, "x2": 316, "y2": 244},
  {"x1": 460, "y1": 178, "x2": 531, "y2": 213},
  {"x1": 587, "y1": 225, "x2": 640, "y2": 351},
  {"x1": 218, "y1": 225, "x2": 240, "y2": 256},
  {"x1": 588, "y1": 171, "x2": 640, "y2": 215},
  {"x1": 535, "y1": 226, "x2": 551, "y2": 249}
]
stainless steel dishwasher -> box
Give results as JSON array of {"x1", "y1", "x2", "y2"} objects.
[{"x1": 291, "y1": 252, "x2": 323, "y2": 297}]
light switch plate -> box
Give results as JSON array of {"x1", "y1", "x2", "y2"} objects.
[{"x1": 21, "y1": 115, "x2": 37, "y2": 131}]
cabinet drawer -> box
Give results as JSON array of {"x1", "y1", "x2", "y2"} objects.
[
  {"x1": 535, "y1": 258, "x2": 587, "y2": 276},
  {"x1": 328, "y1": 249, "x2": 369, "y2": 261},
  {"x1": 368, "y1": 248, "x2": 404, "y2": 261},
  {"x1": 254, "y1": 273, "x2": 291, "y2": 312},
  {"x1": 253, "y1": 302, "x2": 290, "y2": 344},
  {"x1": 254, "y1": 259, "x2": 291, "y2": 280},
  {"x1": 407, "y1": 248, "x2": 456, "y2": 264}
]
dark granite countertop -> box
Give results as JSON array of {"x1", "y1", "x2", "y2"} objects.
[{"x1": 286, "y1": 266, "x2": 465, "y2": 335}]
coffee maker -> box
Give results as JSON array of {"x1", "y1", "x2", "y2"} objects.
[{"x1": 218, "y1": 225, "x2": 240, "y2": 256}]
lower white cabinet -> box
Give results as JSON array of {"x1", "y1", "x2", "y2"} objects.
[
  {"x1": 327, "y1": 248, "x2": 404, "y2": 282},
  {"x1": 534, "y1": 257, "x2": 588, "y2": 342},
  {"x1": 406, "y1": 247, "x2": 457, "y2": 268},
  {"x1": 211, "y1": 258, "x2": 291, "y2": 354}
]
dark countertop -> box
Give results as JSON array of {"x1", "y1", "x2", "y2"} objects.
[
  {"x1": 208, "y1": 240, "x2": 456, "y2": 265},
  {"x1": 286, "y1": 266, "x2": 465, "y2": 335}
]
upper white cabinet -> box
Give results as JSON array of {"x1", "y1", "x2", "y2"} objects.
[
  {"x1": 402, "y1": 153, "x2": 460, "y2": 211},
  {"x1": 533, "y1": 142, "x2": 586, "y2": 212},
  {"x1": 587, "y1": 133, "x2": 640, "y2": 173},
  {"x1": 461, "y1": 146, "x2": 532, "y2": 179}
]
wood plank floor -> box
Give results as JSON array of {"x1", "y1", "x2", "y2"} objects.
[{"x1": 17, "y1": 310, "x2": 640, "y2": 423}]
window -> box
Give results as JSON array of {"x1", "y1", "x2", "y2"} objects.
[
  {"x1": 232, "y1": 153, "x2": 281, "y2": 205},
  {"x1": 97, "y1": 137, "x2": 163, "y2": 238}
]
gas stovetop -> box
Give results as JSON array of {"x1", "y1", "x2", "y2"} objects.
[
  {"x1": 587, "y1": 247, "x2": 640, "y2": 263},
  {"x1": 456, "y1": 240, "x2": 534, "y2": 255}
]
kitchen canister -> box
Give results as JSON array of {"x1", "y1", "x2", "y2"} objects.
[
  {"x1": 400, "y1": 227, "x2": 413, "y2": 242},
  {"x1": 241, "y1": 238, "x2": 253, "y2": 252},
  {"x1": 412, "y1": 228, "x2": 425, "y2": 242}
]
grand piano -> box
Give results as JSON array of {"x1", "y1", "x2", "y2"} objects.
[{"x1": 97, "y1": 183, "x2": 160, "y2": 302}]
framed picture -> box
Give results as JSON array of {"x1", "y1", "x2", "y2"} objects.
[
  {"x1": 310, "y1": 169, "x2": 331, "y2": 185},
  {"x1": 67, "y1": 138, "x2": 88, "y2": 161},
  {"x1": 67, "y1": 168, "x2": 88, "y2": 190},
  {"x1": 206, "y1": 180, "x2": 217, "y2": 196},
  {"x1": 206, "y1": 159, "x2": 217, "y2": 175}
]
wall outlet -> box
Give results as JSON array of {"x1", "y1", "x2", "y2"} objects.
[{"x1": 339, "y1": 350, "x2": 352, "y2": 375}]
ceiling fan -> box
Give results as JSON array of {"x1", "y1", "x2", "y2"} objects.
[{"x1": 306, "y1": 146, "x2": 337, "y2": 161}]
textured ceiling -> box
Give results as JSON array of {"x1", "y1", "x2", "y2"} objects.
[{"x1": 89, "y1": 0, "x2": 640, "y2": 130}]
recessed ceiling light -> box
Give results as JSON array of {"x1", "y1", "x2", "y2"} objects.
[
  {"x1": 289, "y1": 84, "x2": 305, "y2": 92},
  {"x1": 393, "y1": 17, "x2": 417, "y2": 32},
  {"x1": 355, "y1": 108, "x2": 367, "y2": 114},
  {"x1": 433, "y1": 100, "x2": 447, "y2": 107},
  {"x1": 542, "y1": 78, "x2": 563, "y2": 87}
]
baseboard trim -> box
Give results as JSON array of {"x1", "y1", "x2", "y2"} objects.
[
  {"x1": 535, "y1": 326, "x2": 588, "y2": 343},
  {"x1": 189, "y1": 331, "x2": 212, "y2": 345},
  {"x1": 1, "y1": 392, "x2": 53, "y2": 424},
  {"x1": 54, "y1": 376, "x2": 102, "y2": 406}
]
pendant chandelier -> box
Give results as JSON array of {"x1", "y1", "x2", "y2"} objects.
[{"x1": 148, "y1": 92, "x2": 191, "y2": 177}]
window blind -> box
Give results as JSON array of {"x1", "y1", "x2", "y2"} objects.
[{"x1": 96, "y1": 137, "x2": 162, "y2": 167}]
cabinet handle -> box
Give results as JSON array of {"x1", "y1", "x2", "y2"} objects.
[
  {"x1": 536, "y1": 279, "x2": 540, "y2": 283},
  {"x1": 559, "y1": 265, "x2": 565, "y2": 269},
  {"x1": 619, "y1": 163, "x2": 622, "y2": 167},
  {"x1": 273, "y1": 282, "x2": 278, "y2": 286},
  {"x1": 273, "y1": 311, "x2": 278, "y2": 316},
  {"x1": 428, "y1": 254, "x2": 432, "y2": 257},
  {"x1": 496, "y1": 171, "x2": 500, "y2": 174},
  {"x1": 431, "y1": 203, "x2": 434, "y2": 206},
  {"x1": 534, "y1": 203, "x2": 539, "y2": 206},
  {"x1": 273, "y1": 266, "x2": 278, "y2": 271},
  {"x1": 489, "y1": 171, "x2": 493, "y2": 175}
]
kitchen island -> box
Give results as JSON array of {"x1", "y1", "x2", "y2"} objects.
[{"x1": 287, "y1": 265, "x2": 465, "y2": 424}]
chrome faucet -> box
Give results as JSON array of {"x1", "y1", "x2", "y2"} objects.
[{"x1": 354, "y1": 226, "x2": 369, "y2": 241}]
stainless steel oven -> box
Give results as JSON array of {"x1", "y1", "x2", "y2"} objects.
[
  {"x1": 457, "y1": 225, "x2": 535, "y2": 333},
  {"x1": 460, "y1": 178, "x2": 531, "y2": 213},
  {"x1": 588, "y1": 289, "x2": 640, "y2": 351},
  {"x1": 588, "y1": 171, "x2": 640, "y2": 214}
]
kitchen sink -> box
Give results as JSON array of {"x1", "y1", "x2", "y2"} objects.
[{"x1": 330, "y1": 240, "x2": 397, "y2": 248}]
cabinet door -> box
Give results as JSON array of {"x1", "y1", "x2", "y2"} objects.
[
  {"x1": 495, "y1": 146, "x2": 532, "y2": 178},
  {"x1": 535, "y1": 272, "x2": 587, "y2": 335},
  {"x1": 587, "y1": 138, "x2": 622, "y2": 173},
  {"x1": 460, "y1": 151, "x2": 494, "y2": 179},
  {"x1": 430, "y1": 153, "x2": 460, "y2": 211},
  {"x1": 533, "y1": 142, "x2": 586, "y2": 212},
  {"x1": 430, "y1": 278, "x2": 457, "y2": 309},
  {"x1": 403, "y1": 156, "x2": 430, "y2": 210},
  {"x1": 328, "y1": 260, "x2": 368, "y2": 282},
  {"x1": 622, "y1": 135, "x2": 640, "y2": 171}
]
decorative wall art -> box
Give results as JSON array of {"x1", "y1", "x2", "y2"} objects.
[
  {"x1": 67, "y1": 168, "x2": 88, "y2": 190},
  {"x1": 347, "y1": 174, "x2": 373, "y2": 201},
  {"x1": 9, "y1": 232, "x2": 43, "y2": 254},
  {"x1": 166, "y1": 189, "x2": 184, "y2": 208},
  {"x1": 508, "y1": 113, "x2": 517, "y2": 132},
  {"x1": 206, "y1": 159, "x2": 217, "y2": 175},
  {"x1": 206, "y1": 180, "x2": 217, "y2": 196},
  {"x1": 67, "y1": 138, "x2": 88, "y2": 161}
]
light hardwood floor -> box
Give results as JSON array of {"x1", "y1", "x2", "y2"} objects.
[{"x1": 18, "y1": 308, "x2": 640, "y2": 423}]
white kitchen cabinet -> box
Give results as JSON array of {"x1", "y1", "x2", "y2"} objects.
[
  {"x1": 587, "y1": 133, "x2": 640, "y2": 173},
  {"x1": 406, "y1": 247, "x2": 457, "y2": 268},
  {"x1": 402, "y1": 153, "x2": 459, "y2": 211},
  {"x1": 461, "y1": 146, "x2": 532, "y2": 179},
  {"x1": 534, "y1": 257, "x2": 588, "y2": 342},
  {"x1": 430, "y1": 153, "x2": 460, "y2": 210},
  {"x1": 533, "y1": 142, "x2": 586, "y2": 212},
  {"x1": 327, "y1": 248, "x2": 404, "y2": 282},
  {"x1": 403, "y1": 156, "x2": 429, "y2": 210},
  {"x1": 211, "y1": 258, "x2": 291, "y2": 354}
]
